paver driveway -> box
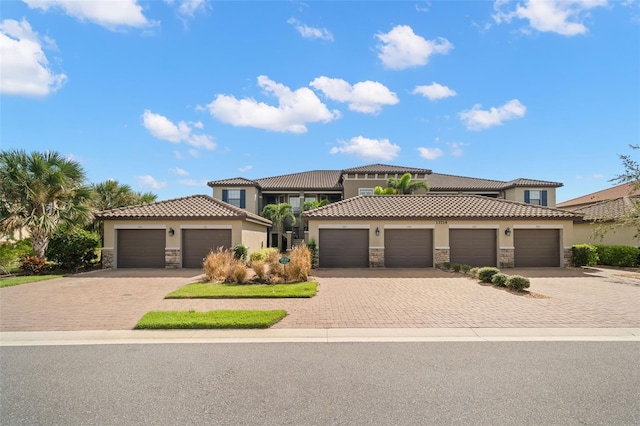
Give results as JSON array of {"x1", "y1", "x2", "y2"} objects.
[{"x1": 1, "y1": 268, "x2": 638, "y2": 331}]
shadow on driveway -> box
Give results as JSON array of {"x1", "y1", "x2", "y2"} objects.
[
  {"x1": 312, "y1": 267, "x2": 593, "y2": 279},
  {"x1": 76, "y1": 268, "x2": 206, "y2": 279}
]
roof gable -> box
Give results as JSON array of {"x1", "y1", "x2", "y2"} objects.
[
  {"x1": 572, "y1": 196, "x2": 639, "y2": 221},
  {"x1": 95, "y1": 194, "x2": 271, "y2": 225},
  {"x1": 558, "y1": 182, "x2": 638, "y2": 208},
  {"x1": 255, "y1": 170, "x2": 343, "y2": 190},
  {"x1": 304, "y1": 194, "x2": 582, "y2": 220},
  {"x1": 207, "y1": 177, "x2": 258, "y2": 187}
]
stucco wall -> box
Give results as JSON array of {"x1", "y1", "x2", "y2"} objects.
[
  {"x1": 241, "y1": 220, "x2": 269, "y2": 254},
  {"x1": 342, "y1": 178, "x2": 429, "y2": 199},
  {"x1": 503, "y1": 187, "x2": 557, "y2": 208},
  {"x1": 573, "y1": 222, "x2": 638, "y2": 246},
  {"x1": 212, "y1": 186, "x2": 260, "y2": 214}
]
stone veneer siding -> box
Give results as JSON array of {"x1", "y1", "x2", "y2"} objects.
[
  {"x1": 101, "y1": 248, "x2": 114, "y2": 269},
  {"x1": 434, "y1": 248, "x2": 450, "y2": 267},
  {"x1": 499, "y1": 248, "x2": 515, "y2": 268},
  {"x1": 369, "y1": 248, "x2": 384, "y2": 268},
  {"x1": 165, "y1": 248, "x2": 181, "y2": 269},
  {"x1": 563, "y1": 247, "x2": 572, "y2": 267}
]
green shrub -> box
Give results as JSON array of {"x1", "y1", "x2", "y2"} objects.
[
  {"x1": 46, "y1": 228, "x2": 100, "y2": 270},
  {"x1": 491, "y1": 273, "x2": 509, "y2": 287},
  {"x1": 233, "y1": 244, "x2": 248, "y2": 261},
  {"x1": 306, "y1": 238, "x2": 317, "y2": 265},
  {"x1": 506, "y1": 275, "x2": 530, "y2": 291},
  {"x1": 442, "y1": 262, "x2": 451, "y2": 270},
  {"x1": 572, "y1": 244, "x2": 599, "y2": 266},
  {"x1": 594, "y1": 245, "x2": 639, "y2": 267},
  {"x1": 461, "y1": 264, "x2": 471, "y2": 275},
  {"x1": 20, "y1": 256, "x2": 46, "y2": 275},
  {"x1": 478, "y1": 267, "x2": 500, "y2": 283},
  {"x1": 452, "y1": 263, "x2": 462, "y2": 273},
  {"x1": 249, "y1": 248, "x2": 279, "y2": 263},
  {"x1": 469, "y1": 267, "x2": 480, "y2": 278},
  {"x1": 0, "y1": 239, "x2": 33, "y2": 274}
]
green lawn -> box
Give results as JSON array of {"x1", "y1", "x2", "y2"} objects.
[
  {"x1": 0, "y1": 275, "x2": 63, "y2": 288},
  {"x1": 165, "y1": 282, "x2": 317, "y2": 299},
  {"x1": 135, "y1": 310, "x2": 287, "y2": 329}
]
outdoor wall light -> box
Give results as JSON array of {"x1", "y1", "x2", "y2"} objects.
[
  {"x1": 504, "y1": 227, "x2": 511, "y2": 236},
  {"x1": 375, "y1": 227, "x2": 380, "y2": 236},
  {"x1": 168, "y1": 228, "x2": 175, "y2": 236}
]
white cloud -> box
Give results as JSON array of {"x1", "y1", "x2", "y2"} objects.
[
  {"x1": 375, "y1": 25, "x2": 453, "y2": 70},
  {"x1": 493, "y1": 0, "x2": 608, "y2": 36},
  {"x1": 239, "y1": 165, "x2": 253, "y2": 172},
  {"x1": 418, "y1": 147, "x2": 444, "y2": 160},
  {"x1": 169, "y1": 167, "x2": 189, "y2": 176},
  {"x1": 0, "y1": 19, "x2": 67, "y2": 97},
  {"x1": 192, "y1": 121, "x2": 204, "y2": 129},
  {"x1": 142, "y1": 110, "x2": 216, "y2": 150},
  {"x1": 459, "y1": 99, "x2": 526, "y2": 130},
  {"x1": 310, "y1": 76, "x2": 399, "y2": 114},
  {"x1": 24, "y1": 0, "x2": 155, "y2": 30},
  {"x1": 178, "y1": 179, "x2": 207, "y2": 186},
  {"x1": 135, "y1": 175, "x2": 167, "y2": 190},
  {"x1": 187, "y1": 148, "x2": 200, "y2": 157},
  {"x1": 447, "y1": 142, "x2": 465, "y2": 157},
  {"x1": 287, "y1": 17, "x2": 334, "y2": 41},
  {"x1": 206, "y1": 75, "x2": 341, "y2": 133},
  {"x1": 415, "y1": 1, "x2": 431, "y2": 13},
  {"x1": 330, "y1": 136, "x2": 400, "y2": 161},
  {"x1": 412, "y1": 82, "x2": 457, "y2": 101},
  {"x1": 175, "y1": 0, "x2": 208, "y2": 17}
]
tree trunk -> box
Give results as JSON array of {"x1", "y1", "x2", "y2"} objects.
[{"x1": 31, "y1": 231, "x2": 49, "y2": 259}]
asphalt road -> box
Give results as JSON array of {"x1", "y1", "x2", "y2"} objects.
[{"x1": 1, "y1": 342, "x2": 639, "y2": 425}]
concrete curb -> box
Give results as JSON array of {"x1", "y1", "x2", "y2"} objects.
[{"x1": 1, "y1": 328, "x2": 639, "y2": 346}]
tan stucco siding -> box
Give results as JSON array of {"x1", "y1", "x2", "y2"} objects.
[
  {"x1": 342, "y1": 179, "x2": 429, "y2": 199},
  {"x1": 573, "y1": 223, "x2": 639, "y2": 246},
  {"x1": 503, "y1": 187, "x2": 557, "y2": 208},
  {"x1": 241, "y1": 220, "x2": 269, "y2": 254},
  {"x1": 212, "y1": 186, "x2": 260, "y2": 214}
]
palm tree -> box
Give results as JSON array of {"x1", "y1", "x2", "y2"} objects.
[
  {"x1": 261, "y1": 203, "x2": 295, "y2": 252},
  {"x1": 0, "y1": 150, "x2": 93, "y2": 258},
  {"x1": 373, "y1": 186, "x2": 397, "y2": 195},
  {"x1": 386, "y1": 173, "x2": 430, "y2": 194}
]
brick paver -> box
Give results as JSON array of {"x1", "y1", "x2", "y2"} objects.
[{"x1": 1, "y1": 268, "x2": 638, "y2": 331}]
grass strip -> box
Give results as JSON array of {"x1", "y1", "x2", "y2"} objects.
[
  {"x1": 135, "y1": 310, "x2": 287, "y2": 329},
  {"x1": 165, "y1": 282, "x2": 317, "y2": 299},
  {"x1": 0, "y1": 275, "x2": 63, "y2": 288}
]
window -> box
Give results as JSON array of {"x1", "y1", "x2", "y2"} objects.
[
  {"x1": 358, "y1": 188, "x2": 374, "y2": 196},
  {"x1": 525, "y1": 190, "x2": 547, "y2": 206},
  {"x1": 222, "y1": 189, "x2": 245, "y2": 208},
  {"x1": 289, "y1": 196, "x2": 300, "y2": 214}
]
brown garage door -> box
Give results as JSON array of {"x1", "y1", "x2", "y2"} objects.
[
  {"x1": 182, "y1": 229, "x2": 232, "y2": 268},
  {"x1": 385, "y1": 229, "x2": 433, "y2": 268},
  {"x1": 449, "y1": 229, "x2": 497, "y2": 267},
  {"x1": 319, "y1": 229, "x2": 368, "y2": 268},
  {"x1": 117, "y1": 229, "x2": 165, "y2": 268},
  {"x1": 514, "y1": 229, "x2": 560, "y2": 267}
]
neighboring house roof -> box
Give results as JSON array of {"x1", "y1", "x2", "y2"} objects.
[
  {"x1": 254, "y1": 170, "x2": 343, "y2": 191},
  {"x1": 502, "y1": 178, "x2": 563, "y2": 189},
  {"x1": 208, "y1": 177, "x2": 259, "y2": 186},
  {"x1": 342, "y1": 163, "x2": 433, "y2": 174},
  {"x1": 572, "y1": 196, "x2": 640, "y2": 222},
  {"x1": 558, "y1": 182, "x2": 638, "y2": 208},
  {"x1": 95, "y1": 194, "x2": 272, "y2": 225},
  {"x1": 303, "y1": 194, "x2": 583, "y2": 220},
  {"x1": 425, "y1": 173, "x2": 507, "y2": 191}
]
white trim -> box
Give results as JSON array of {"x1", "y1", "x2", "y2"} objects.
[
  {"x1": 384, "y1": 224, "x2": 435, "y2": 229},
  {"x1": 369, "y1": 246, "x2": 385, "y2": 249},
  {"x1": 563, "y1": 246, "x2": 572, "y2": 250},
  {"x1": 101, "y1": 247, "x2": 114, "y2": 250},
  {"x1": 500, "y1": 247, "x2": 515, "y2": 250},
  {"x1": 165, "y1": 247, "x2": 180, "y2": 250},
  {"x1": 513, "y1": 225, "x2": 563, "y2": 229},
  {"x1": 180, "y1": 224, "x2": 233, "y2": 229},
  {"x1": 435, "y1": 246, "x2": 450, "y2": 250},
  {"x1": 115, "y1": 225, "x2": 166, "y2": 230},
  {"x1": 318, "y1": 224, "x2": 370, "y2": 229},
  {"x1": 246, "y1": 218, "x2": 270, "y2": 226},
  {"x1": 448, "y1": 224, "x2": 499, "y2": 229}
]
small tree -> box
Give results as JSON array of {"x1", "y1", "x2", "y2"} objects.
[
  {"x1": 374, "y1": 173, "x2": 429, "y2": 195},
  {"x1": 261, "y1": 203, "x2": 295, "y2": 252}
]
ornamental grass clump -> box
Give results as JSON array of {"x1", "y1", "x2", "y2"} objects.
[
  {"x1": 266, "y1": 250, "x2": 284, "y2": 282},
  {"x1": 203, "y1": 248, "x2": 249, "y2": 284},
  {"x1": 287, "y1": 244, "x2": 312, "y2": 282},
  {"x1": 477, "y1": 267, "x2": 501, "y2": 283},
  {"x1": 491, "y1": 273, "x2": 509, "y2": 287},
  {"x1": 251, "y1": 260, "x2": 268, "y2": 283},
  {"x1": 506, "y1": 275, "x2": 530, "y2": 291}
]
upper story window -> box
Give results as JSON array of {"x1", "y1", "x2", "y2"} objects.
[
  {"x1": 222, "y1": 189, "x2": 246, "y2": 208},
  {"x1": 358, "y1": 188, "x2": 374, "y2": 196},
  {"x1": 289, "y1": 196, "x2": 300, "y2": 214},
  {"x1": 525, "y1": 190, "x2": 547, "y2": 206}
]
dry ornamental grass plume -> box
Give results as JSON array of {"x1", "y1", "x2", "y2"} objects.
[{"x1": 287, "y1": 245, "x2": 312, "y2": 282}]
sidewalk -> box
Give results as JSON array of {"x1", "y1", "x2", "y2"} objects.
[{"x1": 2, "y1": 328, "x2": 639, "y2": 346}]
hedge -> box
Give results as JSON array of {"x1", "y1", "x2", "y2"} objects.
[
  {"x1": 594, "y1": 245, "x2": 639, "y2": 267},
  {"x1": 572, "y1": 244, "x2": 599, "y2": 266}
]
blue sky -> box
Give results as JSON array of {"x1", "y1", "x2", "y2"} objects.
[{"x1": 1, "y1": 0, "x2": 638, "y2": 203}]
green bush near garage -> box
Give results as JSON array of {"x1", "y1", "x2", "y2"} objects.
[
  {"x1": 478, "y1": 267, "x2": 501, "y2": 283},
  {"x1": 45, "y1": 227, "x2": 101, "y2": 271},
  {"x1": 593, "y1": 245, "x2": 639, "y2": 267},
  {"x1": 572, "y1": 244, "x2": 599, "y2": 266},
  {"x1": 506, "y1": 275, "x2": 531, "y2": 291},
  {"x1": 491, "y1": 273, "x2": 509, "y2": 287}
]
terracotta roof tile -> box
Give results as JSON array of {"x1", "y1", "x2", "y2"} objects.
[
  {"x1": 558, "y1": 182, "x2": 638, "y2": 208},
  {"x1": 572, "y1": 196, "x2": 640, "y2": 221},
  {"x1": 255, "y1": 170, "x2": 343, "y2": 190},
  {"x1": 207, "y1": 177, "x2": 258, "y2": 186},
  {"x1": 426, "y1": 173, "x2": 507, "y2": 190},
  {"x1": 502, "y1": 178, "x2": 563, "y2": 189},
  {"x1": 95, "y1": 194, "x2": 271, "y2": 225},
  {"x1": 342, "y1": 163, "x2": 432, "y2": 174},
  {"x1": 303, "y1": 194, "x2": 583, "y2": 220}
]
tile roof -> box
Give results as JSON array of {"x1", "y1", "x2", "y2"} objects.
[
  {"x1": 342, "y1": 163, "x2": 432, "y2": 174},
  {"x1": 255, "y1": 170, "x2": 343, "y2": 191},
  {"x1": 207, "y1": 177, "x2": 258, "y2": 186},
  {"x1": 425, "y1": 173, "x2": 507, "y2": 190},
  {"x1": 572, "y1": 196, "x2": 640, "y2": 221},
  {"x1": 303, "y1": 194, "x2": 583, "y2": 220},
  {"x1": 502, "y1": 178, "x2": 563, "y2": 189},
  {"x1": 95, "y1": 194, "x2": 271, "y2": 225},
  {"x1": 558, "y1": 182, "x2": 638, "y2": 208}
]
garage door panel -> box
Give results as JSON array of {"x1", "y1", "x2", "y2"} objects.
[
  {"x1": 449, "y1": 229, "x2": 497, "y2": 267},
  {"x1": 385, "y1": 229, "x2": 433, "y2": 268},
  {"x1": 182, "y1": 229, "x2": 232, "y2": 268},
  {"x1": 319, "y1": 229, "x2": 368, "y2": 268},
  {"x1": 514, "y1": 229, "x2": 560, "y2": 267},
  {"x1": 117, "y1": 229, "x2": 165, "y2": 268}
]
